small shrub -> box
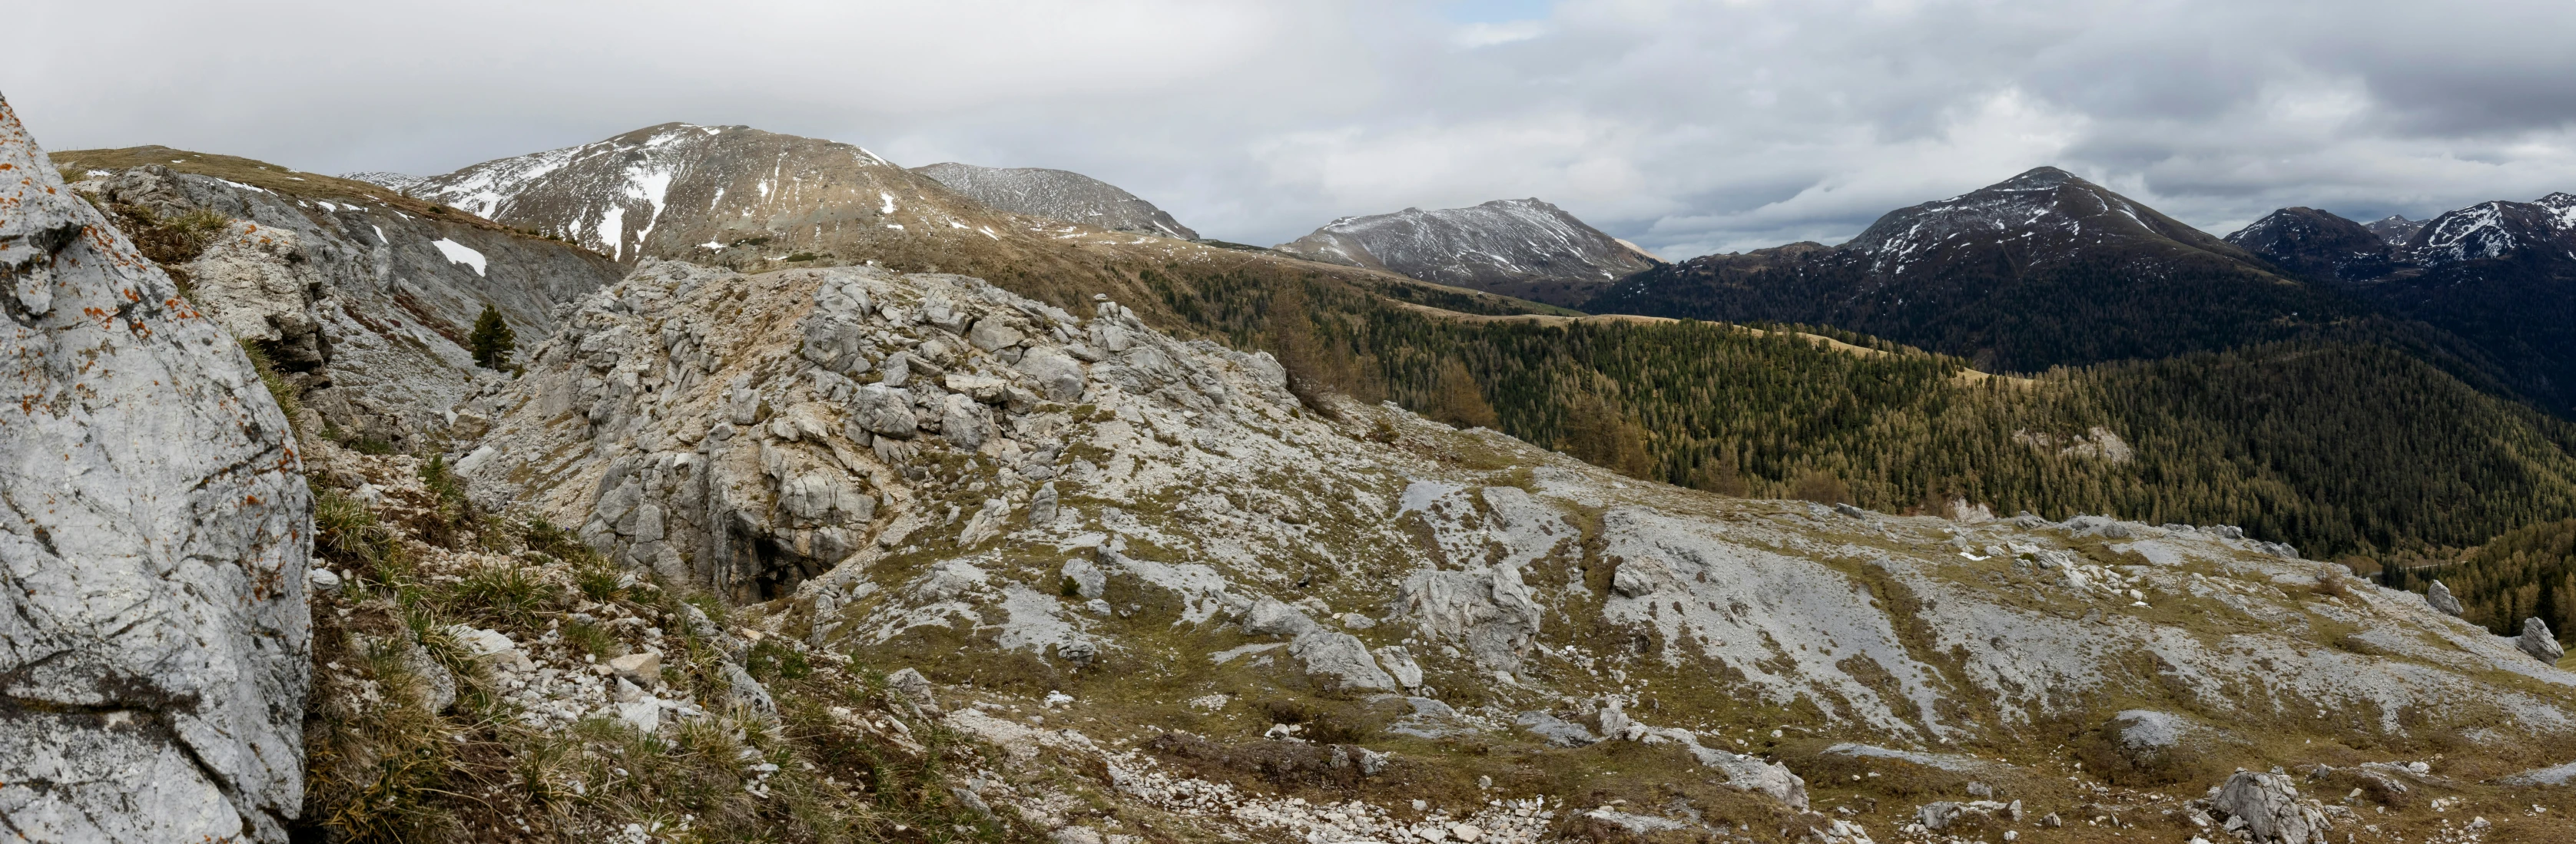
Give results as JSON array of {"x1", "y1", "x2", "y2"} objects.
[
  {"x1": 559, "y1": 620, "x2": 615, "y2": 658},
  {"x1": 449, "y1": 561, "x2": 549, "y2": 625},
  {"x1": 784, "y1": 251, "x2": 820, "y2": 262},
  {"x1": 313, "y1": 488, "x2": 398, "y2": 571},
  {"x1": 747, "y1": 638, "x2": 811, "y2": 682}
]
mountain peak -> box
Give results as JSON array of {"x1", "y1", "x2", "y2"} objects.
[
  {"x1": 1844, "y1": 166, "x2": 2245, "y2": 275},
  {"x1": 1998, "y1": 165, "x2": 2080, "y2": 190},
  {"x1": 913, "y1": 161, "x2": 1198, "y2": 240},
  {"x1": 1274, "y1": 197, "x2": 1659, "y2": 306}
]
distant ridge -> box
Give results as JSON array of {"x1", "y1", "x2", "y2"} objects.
[{"x1": 1274, "y1": 197, "x2": 1661, "y2": 307}]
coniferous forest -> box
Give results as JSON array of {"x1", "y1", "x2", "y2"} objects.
[{"x1": 1130, "y1": 262, "x2": 2576, "y2": 572}]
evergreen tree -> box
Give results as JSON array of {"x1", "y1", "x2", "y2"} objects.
[{"x1": 468, "y1": 305, "x2": 516, "y2": 370}]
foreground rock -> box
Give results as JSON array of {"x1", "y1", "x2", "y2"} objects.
[
  {"x1": 2213, "y1": 770, "x2": 2329, "y2": 844},
  {"x1": 2522, "y1": 617, "x2": 2567, "y2": 663},
  {"x1": 0, "y1": 95, "x2": 310, "y2": 843}
]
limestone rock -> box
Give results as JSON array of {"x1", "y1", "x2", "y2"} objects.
[
  {"x1": 2518, "y1": 617, "x2": 2564, "y2": 663},
  {"x1": 2104, "y1": 709, "x2": 2196, "y2": 763},
  {"x1": 1029, "y1": 482, "x2": 1060, "y2": 527},
  {"x1": 724, "y1": 661, "x2": 779, "y2": 717},
  {"x1": 1242, "y1": 597, "x2": 1320, "y2": 637},
  {"x1": 1397, "y1": 563, "x2": 1541, "y2": 670},
  {"x1": 609, "y1": 651, "x2": 662, "y2": 687},
  {"x1": 2425, "y1": 580, "x2": 2464, "y2": 617},
  {"x1": 1016, "y1": 346, "x2": 1087, "y2": 402},
  {"x1": 967, "y1": 316, "x2": 1025, "y2": 351},
  {"x1": 1515, "y1": 712, "x2": 1601, "y2": 747},
  {"x1": 445, "y1": 625, "x2": 535, "y2": 674},
  {"x1": 1374, "y1": 645, "x2": 1425, "y2": 689},
  {"x1": 0, "y1": 96, "x2": 312, "y2": 843},
  {"x1": 887, "y1": 667, "x2": 940, "y2": 710},
  {"x1": 1061, "y1": 557, "x2": 1106, "y2": 599},
  {"x1": 2214, "y1": 770, "x2": 2327, "y2": 844},
  {"x1": 856, "y1": 384, "x2": 919, "y2": 437},
  {"x1": 1288, "y1": 631, "x2": 1398, "y2": 692}
]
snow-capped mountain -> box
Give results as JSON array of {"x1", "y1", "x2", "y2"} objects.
[
  {"x1": 392, "y1": 122, "x2": 1552, "y2": 327},
  {"x1": 2406, "y1": 193, "x2": 2576, "y2": 267},
  {"x1": 2363, "y1": 213, "x2": 2426, "y2": 245},
  {"x1": 2221, "y1": 194, "x2": 2576, "y2": 412},
  {"x1": 1586, "y1": 167, "x2": 2364, "y2": 373},
  {"x1": 1842, "y1": 167, "x2": 2261, "y2": 278},
  {"x1": 1273, "y1": 198, "x2": 1661, "y2": 306},
  {"x1": 405, "y1": 122, "x2": 973, "y2": 263},
  {"x1": 913, "y1": 162, "x2": 1197, "y2": 240}
]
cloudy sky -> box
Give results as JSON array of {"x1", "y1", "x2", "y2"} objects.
[{"x1": 12, "y1": 0, "x2": 2576, "y2": 258}]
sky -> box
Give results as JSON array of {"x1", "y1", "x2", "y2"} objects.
[{"x1": 11, "y1": 0, "x2": 2576, "y2": 259}]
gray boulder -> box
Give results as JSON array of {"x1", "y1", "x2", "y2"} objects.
[
  {"x1": 1397, "y1": 563, "x2": 1542, "y2": 671},
  {"x1": 966, "y1": 316, "x2": 1025, "y2": 351},
  {"x1": 2519, "y1": 617, "x2": 2565, "y2": 664},
  {"x1": 1015, "y1": 347, "x2": 1087, "y2": 402},
  {"x1": 1242, "y1": 597, "x2": 1319, "y2": 637},
  {"x1": 0, "y1": 96, "x2": 313, "y2": 843},
  {"x1": 1374, "y1": 645, "x2": 1425, "y2": 689},
  {"x1": 1287, "y1": 631, "x2": 1397, "y2": 692},
  {"x1": 2108, "y1": 709, "x2": 2189, "y2": 755},
  {"x1": 1515, "y1": 712, "x2": 1603, "y2": 747},
  {"x1": 2214, "y1": 770, "x2": 2328, "y2": 844},
  {"x1": 854, "y1": 384, "x2": 918, "y2": 438},
  {"x1": 2425, "y1": 580, "x2": 2465, "y2": 617},
  {"x1": 887, "y1": 667, "x2": 939, "y2": 710}
]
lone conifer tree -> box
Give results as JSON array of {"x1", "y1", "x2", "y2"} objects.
[{"x1": 467, "y1": 305, "x2": 516, "y2": 369}]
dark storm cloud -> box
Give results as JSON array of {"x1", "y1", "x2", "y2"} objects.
[{"x1": 8, "y1": 0, "x2": 2575, "y2": 260}]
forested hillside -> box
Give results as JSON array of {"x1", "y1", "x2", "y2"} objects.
[
  {"x1": 2389, "y1": 520, "x2": 2576, "y2": 643},
  {"x1": 1131, "y1": 260, "x2": 2576, "y2": 561}
]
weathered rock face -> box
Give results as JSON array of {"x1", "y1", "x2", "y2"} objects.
[
  {"x1": 913, "y1": 162, "x2": 1198, "y2": 240},
  {"x1": 58, "y1": 154, "x2": 624, "y2": 451},
  {"x1": 0, "y1": 96, "x2": 310, "y2": 844}
]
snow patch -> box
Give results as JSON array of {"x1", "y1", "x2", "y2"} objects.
[{"x1": 430, "y1": 239, "x2": 488, "y2": 276}]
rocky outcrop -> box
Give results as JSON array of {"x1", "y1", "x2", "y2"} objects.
[
  {"x1": 440, "y1": 239, "x2": 2576, "y2": 842},
  {"x1": 0, "y1": 96, "x2": 310, "y2": 844},
  {"x1": 2213, "y1": 770, "x2": 2329, "y2": 844},
  {"x1": 914, "y1": 162, "x2": 1198, "y2": 240},
  {"x1": 65, "y1": 156, "x2": 622, "y2": 450},
  {"x1": 2521, "y1": 617, "x2": 2566, "y2": 663}
]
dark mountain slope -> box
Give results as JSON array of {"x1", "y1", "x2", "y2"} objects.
[
  {"x1": 1585, "y1": 167, "x2": 2400, "y2": 374},
  {"x1": 2223, "y1": 207, "x2": 2400, "y2": 283},
  {"x1": 2230, "y1": 193, "x2": 2576, "y2": 413}
]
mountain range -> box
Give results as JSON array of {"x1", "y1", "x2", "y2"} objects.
[
  {"x1": 2226, "y1": 194, "x2": 2576, "y2": 412},
  {"x1": 1273, "y1": 198, "x2": 1663, "y2": 306},
  {"x1": 26, "y1": 92, "x2": 2576, "y2": 844}
]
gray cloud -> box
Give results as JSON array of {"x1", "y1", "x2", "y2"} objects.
[{"x1": 9, "y1": 0, "x2": 2576, "y2": 260}]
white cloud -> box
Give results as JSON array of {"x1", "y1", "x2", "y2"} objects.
[
  {"x1": 8, "y1": 0, "x2": 2576, "y2": 260},
  {"x1": 1453, "y1": 20, "x2": 1550, "y2": 48}
]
